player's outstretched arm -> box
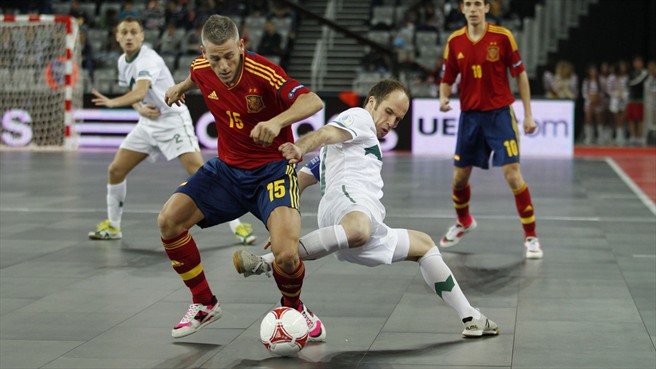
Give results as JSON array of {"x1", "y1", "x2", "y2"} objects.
[
  {"x1": 91, "y1": 80, "x2": 150, "y2": 108},
  {"x1": 251, "y1": 92, "x2": 324, "y2": 146},
  {"x1": 165, "y1": 74, "x2": 197, "y2": 107},
  {"x1": 274, "y1": 92, "x2": 324, "y2": 129},
  {"x1": 279, "y1": 125, "x2": 352, "y2": 164}
]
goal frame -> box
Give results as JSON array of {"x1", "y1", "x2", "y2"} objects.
[{"x1": 1, "y1": 14, "x2": 79, "y2": 150}]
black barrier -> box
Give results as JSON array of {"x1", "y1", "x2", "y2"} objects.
[{"x1": 81, "y1": 93, "x2": 413, "y2": 151}]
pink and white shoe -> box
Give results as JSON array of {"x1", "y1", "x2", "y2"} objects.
[
  {"x1": 440, "y1": 218, "x2": 477, "y2": 248},
  {"x1": 288, "y1": 300, "x2": 326, "y2": 342},
  {"x1": 171, "y1": 296, "x2": 223, "y2": 338}
]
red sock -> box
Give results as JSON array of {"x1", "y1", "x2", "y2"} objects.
[
  {"x1": 513, "y1": 183, "x2": 537, "y2": 238},
  {"x1": 162, "y1": 231, "x2": 214, "y2": 305},
  {"x1": 272, "y1": 260, "x2": 305, "y2": 309},
  {"x1": 453, "y1": 185, "x2": 472, "y2": 227}
]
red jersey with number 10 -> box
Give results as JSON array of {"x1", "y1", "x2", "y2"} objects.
[
  {"x1": 441, "y1": 23, "x2": 524, "y2": 112},
  {"x1": 190, "y1": 51, "x2": 310, "y2": 169}
]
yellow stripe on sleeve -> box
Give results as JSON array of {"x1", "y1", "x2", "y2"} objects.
[
  {"x1": 489, "y1": 25, "x2": 519, "y2": 50},
  {"x1": 245, "y1": 59, "x2": 286, "y2": 85},
  {"x1": 244, "y1": 67, "x2": 282, "y2": 89}
]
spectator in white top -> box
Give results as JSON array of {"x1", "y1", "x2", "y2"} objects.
[
  {"x1": 607, "y1": 60, "x2": 630, "y2": 146},
  {"x1": 581, "y1": 64, "x2": 603, "y2": 145},
  {"x1": 598, "y1": 61, "x2": 613, "y2": 144},
  {"x1": 548, "y1": 60, "x2": 577, "y2": 100}
]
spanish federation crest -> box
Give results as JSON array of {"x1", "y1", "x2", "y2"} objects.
[
  {"x1": 246, "y1": 95, "x2": 264, "y2": 113},
  {"x1": 486, "y1": 45, "x2": 499, "y2": 62}
]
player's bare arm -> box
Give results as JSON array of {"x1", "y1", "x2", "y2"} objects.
[
  {"x1": 165, "y1": 74, "x2": 197, "y2": 107},
  {"x1": 516, "y1": 71, "x2": 537, "y2": 134},
  {"x1": 251, "y1": 92, "x2": 324, "y2": 146},
  {"x1": 439, "y1": 83, "x2": 453, "y2": 112},
  {"x1": 279, "y1": 125, "x2": 352, "y2": 164},
  {"x1": 91, "y1": 79, "x2": 150, "y2": 108}
]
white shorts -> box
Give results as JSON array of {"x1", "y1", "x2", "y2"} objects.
[
  {"x1": 609, "y1": 91, "x2": 629, "y2": 113},
  {"x1": 609, "y1": 97, "x2": 628, "y2": 113},
  {"x1": 120, "y1": 111, "x2": 200, "y2": 162},
  {"x1": 318, "y1": 191, "x2": 409, "y2": 266}
]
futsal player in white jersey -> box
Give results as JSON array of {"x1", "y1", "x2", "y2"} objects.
[
  {"x1": 88, "y1": 17, "x2": 255, "y2": 245},
  {"x1": 234, "y1": 80, "x2": 499, "y2": 337}
]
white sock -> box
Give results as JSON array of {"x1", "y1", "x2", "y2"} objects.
[
  {"x1": 419, "y1": 246, "x2": 479, "y2": 320},
  {"x1": 615, "y1": 127, "x2": 625, "y2": 144},
  {"x1": 262, "y1": 253, "x2": 275, "y2": 265},
  {"x1": 107, "y1": 181, "x2": 126, "y2": 228},
  {"x1": 298, "y1": 225, "x2": 350, "y2": 260},
  {"x1": 584, "y1": 125, "x2": 593, "y2": 144},
  {"x1": 228, "y1": 219, "x2": 241, "y2": 233},
  {"x1": 260, "y1": 225, "x2": 349, "y2": 265}
]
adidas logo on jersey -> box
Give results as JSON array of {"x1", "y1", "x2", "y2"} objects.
[
  {"x1": 208, "y1": 91, "x2": 219, "y2": 100},
  {"x1": 457, "y1": 52, "x2": 465, "y2": 59}
]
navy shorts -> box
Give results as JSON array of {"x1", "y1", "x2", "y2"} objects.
[
  {"x1": 454, "y1": 106, "x2": 521, "y2": 169},
  {"x1": 175, "y1": 157, "x2": 299, "y2": 229}
]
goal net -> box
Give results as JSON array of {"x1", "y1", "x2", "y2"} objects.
[{"x1": 0, "y1": 15, "x2": 82, "y2": 150}]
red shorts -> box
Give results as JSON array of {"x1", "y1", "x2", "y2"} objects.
[{"x1": 625, "y1": 102, "x2": 644, "y2": 121}]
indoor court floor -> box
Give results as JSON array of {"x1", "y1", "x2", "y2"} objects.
[{"x1": 1, "y1": 149, "x2": 655, "y2": 369}]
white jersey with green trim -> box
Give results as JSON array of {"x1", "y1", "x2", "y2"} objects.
[
  {"x1": 117, "y1": 45, "x2": 188, "y2": 124},
  {"x1": 318, "y1": 107, "x2": 385, "y2": 221}
]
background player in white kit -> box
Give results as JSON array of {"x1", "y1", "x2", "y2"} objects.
[
  {"x1": 88, "y1": 17, "x2": 255, "y2": 245},
  {"x1": 234, "y1": 80, "x2": 499, "y2": 337}
]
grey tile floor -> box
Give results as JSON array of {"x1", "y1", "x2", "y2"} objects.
[{"x1": 0, "y1": 150, "x2": 654, "y2": 369}]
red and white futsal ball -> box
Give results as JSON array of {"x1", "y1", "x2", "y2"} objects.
[{"x1": 260, "y1": 306, "x2": 309, "y2": 356}]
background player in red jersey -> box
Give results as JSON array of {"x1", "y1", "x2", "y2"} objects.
[
  {"x1": 157, "y1": 15, "x2": 326, "y2": 339},
  {"x1": 438, "y1": 0, "x2": 543, "y2": 259}
]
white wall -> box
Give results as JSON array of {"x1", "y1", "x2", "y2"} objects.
[{"x1": 411, "y1": 99, "x2": 574, "y2": 158}]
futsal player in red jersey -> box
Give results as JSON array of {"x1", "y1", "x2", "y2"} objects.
[
  {"x1": 438, "y1": 0, "x2": 543, "y2": 259},
  {"x1": 158, "y1": 15, "x2": 326, "y2": 339}
]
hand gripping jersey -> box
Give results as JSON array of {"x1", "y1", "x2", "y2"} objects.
[
  {"x1": 190, "y1": 51, "x2": 310, "y2": 169},
  {"x1": 441, "y1": 24, "x2": 524, "y2": 112}
]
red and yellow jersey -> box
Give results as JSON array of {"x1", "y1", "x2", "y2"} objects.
[
  {"x1": 190, "y1": 51, "x2": 310, "y2": 169},
  {"x1": 441, "y1": 23, "x2": 524, "y2": 112}
]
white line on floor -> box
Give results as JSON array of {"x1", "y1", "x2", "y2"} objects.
[
  {"x1": 605, "y1": 157, "x2": 656, "y2": 216},
  {"x1": 1, "y1": 207, "x2": 654, "y2": 223}
]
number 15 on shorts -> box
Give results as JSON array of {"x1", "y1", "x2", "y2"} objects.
[{"x1": 267, "y1": 179, "x2": 286, "y2": 201}]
